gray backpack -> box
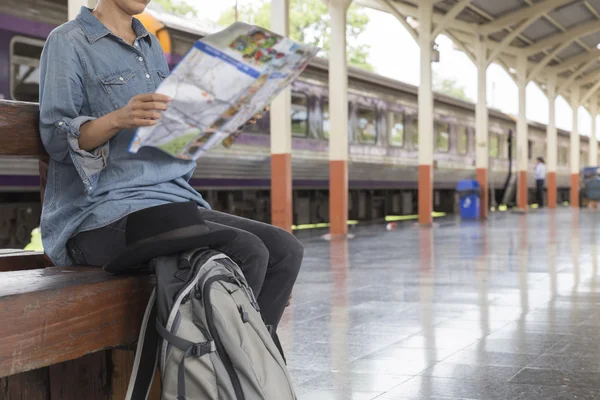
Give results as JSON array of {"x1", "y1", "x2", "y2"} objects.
[{"x1": 124, "y1": 249, "x2": 297, "y2": 400}]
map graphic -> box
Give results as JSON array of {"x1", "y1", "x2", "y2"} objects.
[{"x1": 129, "y1": 22, "x2": 319, "y2": 160}]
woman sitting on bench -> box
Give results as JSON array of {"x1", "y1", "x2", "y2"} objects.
[{"x1": 37, "y1": 0, "x2": 303, "y2": 330}]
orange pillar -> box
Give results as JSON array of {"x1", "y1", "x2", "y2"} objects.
[
  {"x1": 518, "y1": 171, "x2": 528, "y2": 209},
  {"x1": 417, "y1": 0, "x2": 434, "y2": 225},
  {"x1": 547, "y1": 172, "x2": 557, "y2": 208},
  {"x1": 571, "y1": 173, "x2": 579, "y2": 208},
  {"x1": 476, "y1": 169, "x2": 488, "y2": 219},
  {"x1": 328, "y1": 0, "x2": 350, "y2": 236},
  {"x1": 269, "y1": 0, "x2": 293, "y2": 232},
  {"x1": 271, "y1": 154, "x2": 292, "y2": 231},
  {"x1": 570, "y1": 87, "x2": 580, "y2": 209},
  {"x1": 330, "y1": 161, "x2": 348, "y2": 236},
  {"x1": 418, "y1": 166, "x2": 433, "y2": 225}
]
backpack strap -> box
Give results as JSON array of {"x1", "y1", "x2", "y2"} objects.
[
  {"x1": 125, "y1": 289, "x2": 160, "y2": 400},
  {"x1": 266, "y1": 325, "x2": 287, "y2": 365},
  {"x1": 155, "y1": 320, "x2": 216, "y2": 400}
]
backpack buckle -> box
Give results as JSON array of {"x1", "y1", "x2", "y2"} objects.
[{"x1": 191, "y1": 341, "x2": 215, "y2": 357}]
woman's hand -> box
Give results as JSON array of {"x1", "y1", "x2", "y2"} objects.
[{"x1": 111, "y1": 93, "x2": 171, "y2": 130}]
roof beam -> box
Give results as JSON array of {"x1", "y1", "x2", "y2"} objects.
[
  {"x1": 444, "y1": 29, "x2": 476, "y2": 63},
  {"x1": 557, "y1": 58, "x2": 598, "y2": 92},
  {"x1": 432, "y1": 0, "x2": 471, "y2": 39},
  {"x1": 380, "y1": 0, "x2": 419, "y2": 43},
  {"x1": 479, "y1": 0, "x2": 573, "y2": 35},
  {"x1": 580, "y1": 80, "x2": 600, "y2": 104},
  {"x1": 548, "y1": 48, "x2": 600, "y2": 74},
  {"x1": 487, "y1": 15, "x2": 539, "y2": 66},
  {"x1": 354, "y1": 0, "x2": 479, "y2": 34},
  {"x1": 527, "y1": 42, "x2": 572, "y2": 81},
  {"x1": 524, "y1": 20, "x2": 600, "y2": 55},
  {"x1": 576, "y1": 68, "x2": 600, "y2": 86}
]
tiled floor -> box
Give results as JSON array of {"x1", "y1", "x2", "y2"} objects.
[{"x1": 279, "y1": 208, "x2": 600, "y2": 400}]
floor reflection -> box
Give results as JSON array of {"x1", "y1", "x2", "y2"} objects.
[{"x1": 281, "y1": 209, "x2": 600, "y2": 399}]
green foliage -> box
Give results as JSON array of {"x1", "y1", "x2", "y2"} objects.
[
  {"x1": 152, "y1": 0, "x2": 197, "y2": 17},
  {"x1": 433, "y1": 71, "x2": 470, "y2": 101},
  {"x1": 218, "y1": 0, "x2": 373, "y2": 71}
]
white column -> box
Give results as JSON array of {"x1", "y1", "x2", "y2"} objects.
[
  {"x1": 329, "y1": 0, "x2": 350, "y2": 163},
  {"x1": 590, "y1": 98, "x2": 598, "y2": 166},
  {"x1": 571, "y1": 87, "x2": 580, "y2": 175},
  {"x1": 418, "y1": 0, "x2": 434, "y2": 225},
  {"x1": 328, "y1": 0, "x2": 351, "y2": 236},
  {"x1": 418, "y1": 0, "x2": 433, "y2": 169},
  {"x1": 270, "y1": 0, "x2": 291, "y2": 155},
  {"x1": 547, "y1": 73, "x2": 558, "y2": 208},
  {"x1": 547, "y1": 73, "x2": 557, "y2": 175},
  {"x1": 475, "y1": 38, "x2": 488, "y2": 217},
  {"x1": 69, "y1": 0, "x2": 96, "y2": 20},
  {"x1": 475, "y1": 38, "x2": 488, "y2": 172},
  {"x1": 517, "y1": 54, "x2": 528, "y2": 209}
]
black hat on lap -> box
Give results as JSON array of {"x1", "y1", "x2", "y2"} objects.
[{"x1": 104, "y1": 201, "x2": 235, "y2": 273}]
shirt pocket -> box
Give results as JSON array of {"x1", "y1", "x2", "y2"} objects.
[
  {"x1": 98, "y1": 68, "x2": 138, "y2": 110},
  {"x1": 154, "y1": 69, "x2": 168, "y2": 87}
]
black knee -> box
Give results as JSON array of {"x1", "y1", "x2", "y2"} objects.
[{"x1": 270, "y1": 227, "x2": 304, "y2": 275}]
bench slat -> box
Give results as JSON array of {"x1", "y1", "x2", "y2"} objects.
[
  {"x1": 0, "y1": 100, "x2": 46, "y2": 157},
  {"x1": 0, "y1": 267, "x2": 153, "y2": 378},
  {"x1": 0, "y1": 251, "x2": 52, "y2": 272}
]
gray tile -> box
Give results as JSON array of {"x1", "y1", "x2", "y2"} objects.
[
  {"x1": 443, "y1": 349, "x2": 540, "y2": 367},
  {"x1": 528, "y1": 354, "x2": 600, "y2": 373},
  {"x1": 465, "y1": 338, "x2": 555, "y2": 355},
  {"x1": 301, "y1": 371, "x2": 412, "y2": 392},
  {"x1": 509, "y1": 367, "x2": 600, "y2": 388},
  {"x1": 297, "y1": 389, "x2": 383, "y2": 400},
  {"x1": 420, "y1": 362, "x2": 521, "y2": 381}
]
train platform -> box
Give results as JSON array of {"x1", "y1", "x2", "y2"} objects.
[{"x1": 281, "y1": 208, "x2": 600, "y2": 400}]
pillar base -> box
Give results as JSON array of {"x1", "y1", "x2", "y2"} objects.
[
  {"x1": 571, "y1": 173, "x2": 579, "y2": 208},
  {"x1": 330, "y1": 160, "x2": 348, "y2": 236},
  {"x1": 547, "y1": 172, "x2": 557, "y2": 209},
  {"x1": 476, "y1": 168, "x2": 488, "y2": 219},
  {"x1": 418, "y1": 164, "x2": 433, "y2": 225},
  {"x1": 271, "y1": 153, "x2": 292, "y2": 232},
  {"x1": 518, "y1": 170, "x2": 528, "y2": 209}
]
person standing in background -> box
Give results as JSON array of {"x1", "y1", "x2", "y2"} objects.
[{"x1": 535, "y1": 157, "x2": 547, "y2": 208}]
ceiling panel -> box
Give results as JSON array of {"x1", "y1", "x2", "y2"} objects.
[
  {"x1": 580, "y1": 30, "x2": 600, "y2": 48},
  {"x1": 548, "y1": 2, "x2": 596, "y2": 28},
  {"x1": 521, "y1": 18, "x2": 562, "y2": 41},
  {"x1": 471, "y1": 0, "x2": 524, "y2": 18},
  {"x1": 557, "y1": 43, "x2": 587, "y2": 59}
]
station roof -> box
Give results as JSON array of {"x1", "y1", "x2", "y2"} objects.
[{"x1": 356, "y1": 0, "x2": 600, "y2": 112}]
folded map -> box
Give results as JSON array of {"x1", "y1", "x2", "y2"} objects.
[{"x1": 128, "y1": 22, "x2": 319, "y2": 160}]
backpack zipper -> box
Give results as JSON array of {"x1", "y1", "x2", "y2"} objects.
[{"x1": 203, "y1": 275, "x2": 246, "y2": 400}]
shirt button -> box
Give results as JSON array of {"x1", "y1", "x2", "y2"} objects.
[
  {"x1": 138, "y1": 56, "x2": 143, "y2": 62},
  {"x1": 58, "y1": 121, "x2": 64, "y2": 126},
  {"x1": 134, "y1": 41, "x2": 139, "y2": 47},
  {"x1": 119, "y1": 76, "x2": 124, "y2": 81},
  {"x1": 146, "y1": 73, "x2": 150, "y2": 79}
]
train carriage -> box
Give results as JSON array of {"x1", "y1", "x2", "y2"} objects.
[{"x1": 0, "y1": 0, "x2": 579, "y2": 247}]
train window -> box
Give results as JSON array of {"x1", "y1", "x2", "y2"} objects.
[
  {"x1": 323, "y1": 102, "x2": 330, "y2": 139},
  {"x1": 9, "y1": 36, "x2": 44, "y2": 102},
  {"x1": 528, "y1": 140, "x2": 533, "y2": 159},
  {"x1": 291, "y1": 92, "x2": 308, "y2": 137},
  {"x1": 389, "y1": 111, "x2": 404, "y2": 147},
  {"x1": 558, "y1": 147, "x2": 568, "y2": 165},
  {"x1": 457, "y1": 126, "x2": 468, "y2": 155},
  {"x1": 356, "y1": 107, "x2": 377, "y2": 144},
  {"x1": 489, "y1": 133, "x2": 499, "y2": 158},
  {"x1": 436, "y1": 122, "x2": 450, "y2": 152},
  {"x1": 499, "y1": 135, "x2": 507, "y2": 159},
  {"x1": 413, "y1": 117, "x2": 419, "y2": 148}
]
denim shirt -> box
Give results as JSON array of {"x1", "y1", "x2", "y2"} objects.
[{"x1": 39, "y1": 7, "x2": 210, "y2": 266}]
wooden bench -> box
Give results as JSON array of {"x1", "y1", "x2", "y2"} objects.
[{"x1": 0, "y1": 100, "x2": 157, "y2": 399}]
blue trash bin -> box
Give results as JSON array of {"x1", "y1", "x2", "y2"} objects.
[{"x1": 456, "y1": 180, "x2": 481, "y2": 219}]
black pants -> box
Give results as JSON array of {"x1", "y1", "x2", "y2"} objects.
[
  {"x1": 67, "y1": 208, "x2": 304, "y2": 329},
  {"x1": 536, "y1": 179, "x2": 544, "y2": 207}
]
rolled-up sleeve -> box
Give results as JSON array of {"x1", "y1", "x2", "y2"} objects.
[{"x1": 39, "y1": 32, "x2": 108, "y2": 193}]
